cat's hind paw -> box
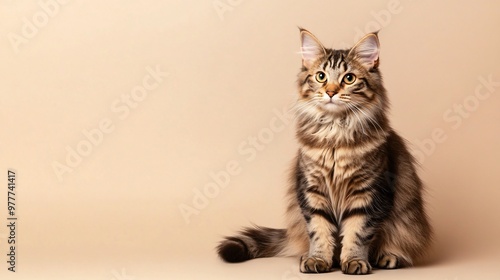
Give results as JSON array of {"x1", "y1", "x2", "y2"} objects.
[{"x1": 376, "y1": 253, "x2": 410, "y2": 269}]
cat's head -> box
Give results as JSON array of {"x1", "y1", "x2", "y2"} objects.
[{"x1": 296, "y1": 28, "x2": 389, "y2": 134}]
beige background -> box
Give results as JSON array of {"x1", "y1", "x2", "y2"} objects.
[{"x1": 1, "y1": 0, "x2": 500, "y2": 279}]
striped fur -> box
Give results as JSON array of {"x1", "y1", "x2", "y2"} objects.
[{"x1": 217, "y1": 29, "x2": 432, "y2": 275}]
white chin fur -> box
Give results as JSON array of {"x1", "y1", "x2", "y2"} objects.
[{"x1": 319, "y1": 102, "x2": 345, "y2": 115}]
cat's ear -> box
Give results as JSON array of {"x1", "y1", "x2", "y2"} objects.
[
  {"x1": 348, "y1": 33, "x2": 380, "y2": 70},
  {"x1": 299, "y1": 28, "x2": 326, "y2": 68}
]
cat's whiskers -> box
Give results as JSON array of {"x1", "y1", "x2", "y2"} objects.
[
  {"x1": 294, "y1": 99, "x2": 317, "y2": 113},
  {"x1": 349, "y1": 102, "x2": 384, "y2": 138},
  {"x1": 345, "y1": 103, "x2": 368, "y2": 135}
]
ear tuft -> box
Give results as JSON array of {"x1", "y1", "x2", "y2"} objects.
[
  {"x1": 299, "y1": 28, "x2": 326, "y2": 68},
  {"x1": 348, "y1": 33, "x2": 380, "y2": 69}
]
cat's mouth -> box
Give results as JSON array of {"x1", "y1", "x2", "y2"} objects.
[{"x1": 320, "y1": 99, "x2": 345, "y2": 113}]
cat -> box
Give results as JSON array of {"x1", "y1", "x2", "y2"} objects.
[{"x1": 217, "y1": 28, "x2": 432, "y2": 275}]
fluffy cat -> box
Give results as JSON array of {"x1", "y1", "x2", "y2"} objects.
[{"x1": 217, "y1": 28, "x2": 432, "y2": 275}]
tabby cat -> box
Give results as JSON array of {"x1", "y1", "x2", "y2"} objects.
[{"x1": 217, "y1": 28, "x2": 432, "y2": 275}]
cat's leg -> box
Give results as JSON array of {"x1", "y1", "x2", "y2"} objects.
[
  {"x1": 373, "y1": 215, "x2": 430, "y2": 269},
  {"x1": 294, "y1": 153, "x2": 338, "y2": 273},
  {"x1": 373, "y1": 181, "x2": 432, "y2": 269},
  {"x1": 299, "y1": 209, "x2": 336, "y2": 273},
  {"x1": 339, "y1": 212, "x2": 374, "y2": 275},
  {"x1": 298, "y1": 207, "x2": 338, "y2": 273},
  {"x1": 294, "y1": 173, "x2": 336, "y2": 273},
  {"x1": 372, "y1": 222, "x2": 414, "y2": 269}
]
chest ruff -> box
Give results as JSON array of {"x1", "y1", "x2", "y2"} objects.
[{"x1": 299, "y1": 137, "x2": 387, "y2": 221}]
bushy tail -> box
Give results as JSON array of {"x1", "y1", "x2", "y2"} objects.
[{"x1": 217, "y1": 226, "x2": 288, "y2": 263}]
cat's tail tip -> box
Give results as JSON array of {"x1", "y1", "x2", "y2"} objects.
[
  {"x1": 217, "y1": 226, "x2": 288, "y2": 263},
  {"x1": 217, "y1": 238, "x2": 252, "y2": 263}
]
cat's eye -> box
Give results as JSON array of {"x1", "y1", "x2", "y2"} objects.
[
  {"x1": 343, "y1": 73, "x2": 356, "y2": 85},
  {"x1": 315, "y1": 71, "x2": 327, "y2": 83}
]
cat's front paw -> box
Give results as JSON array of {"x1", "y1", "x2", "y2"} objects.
[
  {"x1": 300, "y1": 256, "x2": 331, "y2": 273},
  {"x1": 341, "y1": 258, "x2": 372, "y2": 275}
]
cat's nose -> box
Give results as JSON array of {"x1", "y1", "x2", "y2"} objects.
[
  {"x1": 326, "y1": 90, "x2": 338, "y2": 98},
  {"x1": 326, "y1": 84, "x2": 340, "y2": 97}
]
